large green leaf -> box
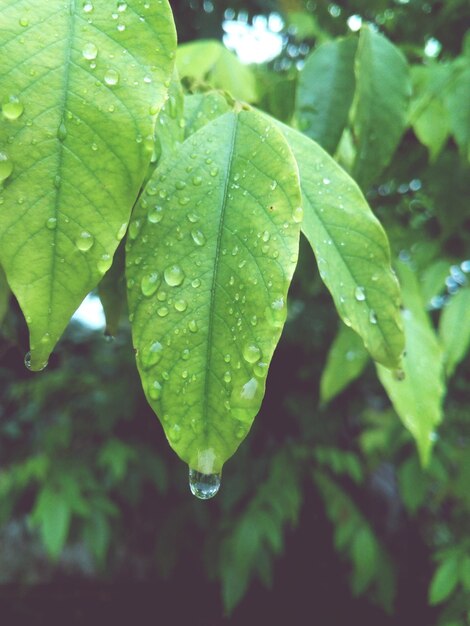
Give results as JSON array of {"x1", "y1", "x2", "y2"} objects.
[
  {"x1": 126, "y1": 109, "x2": 301, "y2": 474},
  {"x1": 445, "y1": 60, "x2": 470, "y2": 162},
  {"x1": 0, "y1": 0, "x2": 176, "y2": 370},
  {"x1": 351, "y1": 27, "x2": 410, "y2": 188},
  {"x1": 320, "y1": 322, "x2": 370, "y2": 404},
  {"x1": 176, "y1": 40, "x2": 258, "y2": 103},
  {"x1": 275, "y1": 121, "x2": 404, "y2": 369},
  {"x1": 439, "y1": 286, "x2": 470, "y2": 377},
  {"x1": 295, "y1": 37, "x2": 357, "y2": 154},
  {"x1": 377, "y1": 262, "x2": 445, "y2": 465}
]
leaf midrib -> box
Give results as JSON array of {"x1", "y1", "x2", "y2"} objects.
[
  {"x1": 48, "y1": 0, "x2": 77, "y2": 333},
  {"x1": 201, "y1": 113, "x2": 238, "y2": 438}
]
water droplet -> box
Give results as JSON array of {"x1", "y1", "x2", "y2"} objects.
[
  {"x1": 188, "y1": 319, "x2": 198, "y2": 333},
  {"x1": 254, "y1": 362, "x2": 268, "y2": 377},
  {"x1": 82, "y1": 42, "x2": 98, "y2": 60},
  {"x1": 157, "y1": 306, "x2": 169, "y2": 317},
  {"x1": 189, "y1": 469, "x2": 221, "y2": 500},
  {"x1": 192, "y1": 175, "x2": 202, "y2": 186},
  {"x1": 76, "y1": 231, "x2": 94, "y2": 251},
  {"x1": 46, "y1": 217, "x2": 57, "y2": 230},
  {"x1": 24, "y1": 351, "x2": 48, "y2": 372},
  {"x1": 117, "y1": 23, "x2": 126, "y2": 31},
  {"x1": 83, "y1": 1, "x2": 94, "y2": 12},
  {"x1": 369, "y1": 309, "x2": 377, "y2": 324},
  {"x1": 117, "y1": 1, "x2": 127, "y2": 11},
  {"x1": 168, "y1": 424, "x2": 181, "y2": 442},
  {"x1": 243, "y1": 344, "x2": 261, "y2": 363},
  {"x1": 174, "y1": 298, "x2": 187, "y2": 312},
  {"x1": 241, "y1": 377, "x2": 258, "y2": 400},
  {"x1": 148, "y1": 379, "x2": 162, "y2": 399},
  {"x1": 164, "y1": 265, "x2": 184, "y2": 286},
  {"x1": 117, "y1": 222, "x2": 127, "y2": 240},
  {"x1": 19, "y1": 16, "x2": 29, "y2": 27},
  {"x1": 104, "y1": 69, "x2": 120, "y2": 86},
  {"x1": 187, "y1": 212, "x2": 199, "y2": 223},
  {"x1": 223, "y1": 371, "x2": 232, "y2": 383},
  {"x1": 191, "y1": 229, "x2": 206, "y2": 246},
  {"x1": 292, "y1": 206, "x2": 304, "y2": 223},
  {"x1": 210, "y1": 167, "x2": 219, "y2": 177},
  {"x1": 142, "y1": 341, "x2": 163, "y2": 369},
  {"x1": 2, "y1": 96, "x2": 24, "y2": 121},
  {"x1": 147, "y1": 205, "x2": 163, "y2": 223},
  {"x1": 0, "y1": 152, "x2": 13, "y2": 182},
  {"x1": 191, "y1": 279, "x2": 201, "y2": 288},
  {"x1": 175, "y1": 180, "x2": 186, "y2": 190},
  {"x1": 178, "y1": 196, "x2": 190, "y2": 206},
  {"x1": 355, "y1": 286, "x2": 366, "y2": 301},
  {"x1": 128, "y1": 219, "x2": 141, "y2": 240},
  {"x1": 322, "y1": 177, "x2": 331, "y2": 185},
  {"x1": 141, "y1": 272, "x2": 159, "y2": 297}
]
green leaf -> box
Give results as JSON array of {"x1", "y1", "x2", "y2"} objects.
[
  {"x1": 398, "y1": 456, "x2": 428, "y2": 514},
  {"x1": 419, "y1": 259, "x2": 450, "y2": 305},
  {"x1": 351, "y1": 527, "x2": 377, "y2": 595},
  {"x1": 0, "y1": 265, "x2": 10, "y2": 327},
  {"x1": 320, "y1": 322, "x2": 370, "y2": 404},
  {"x1": 84, "y1": 512, "x2": 111, "y2": 565},
  {"x1": 413, "y1": 98, "x2": 449, "y2": 161},
  {"x1": 184, "y1": 92, "x2": 231, "y2": 139},
  {"x1": 439, "y1": 286, "x2": 470, "y2": 377},
  {"x1": 98, "y1": 241, "x2": 126, "y2": 337},
  {"x1": 445, "y1": 62, "x2": 470, "y2": 161},
  {"x1": 126, "y1": 110, "x2": 301, "y2": 473},
  {"x1": 274, "y1": 121, "x2": 404, "y2": 369},
  {"x1": 351, "y1": 27, "x2": 410, "y2": 188},
  {"x1": 30, "y1": 486, "x2": 71, "y2": 558},
  {"x1": 429, "y1": 555, "x2": 460, "y2": 605},
  {"x1": 377, "y1": 262, "x2": 445, "y2": 466},
  {"x1": 176, "y1": 40, "x2": 258, "y2": 103},
  {"x1": 152, "y1": 68, "x2": 185, "y2": 167},
  {"x1": 0, "y1": 0, "x2": 176, "y2": 370},
  {"x1": 296, "y1": 37, "x2": 357, "y2": 154}
]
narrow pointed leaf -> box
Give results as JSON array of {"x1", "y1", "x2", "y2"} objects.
[
  {"x1": 445, "y1": 62, "x2": 470, "y2": 161},
  {"x1": 428, "y1": 556, "x2": 460, "y2": 605},
  {"x1": 126, "y1": 110, "x2": 301, "y2": 473},
  {"x1": 296, "y1": 37, "x2": 357, "y2": 154},
  {"x1": 439, "y1": 286, "x2": 470, "y2": 377},
  {"x1": 320, "y1": 322, "x2": 370, "y2": 404},
  {"x1": 0, "y1": 0, "x2": 176, "y2": 370},
  {"x1": 351, "y1": 27, "x2": 410, "y2": 188},
  {"x1": 377, "y1": 263, "x2": 445, "y2": 466},
  {"x1": 274, "y1": 121, "x2": 404, "y2": 369}
]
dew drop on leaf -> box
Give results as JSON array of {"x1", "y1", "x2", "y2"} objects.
[
  {"x1": 147, "y1": 205, "x2": 163, "y2": 223},
  {"x1": 189, "y1": 469, "x2": 221, "y2": 500},
  {"x1": 104, "y1": 69, "x2": 120, "y2": 86},
  {"x1": 76, "y1": 231, "x2": 94, "y2": 251},
  {"x1": 292, "y1": 206, "x2": 304, "y2": 223},
  {"x1": 2, "y1": 96, "x2": 24, "y2": 121},
  {"x1": 0, "y1": 152, "x2": 13, "y2": 182},
  {"x1": 243, "y1": 344, "x2": 261, "y2": 364},
  {"x1": 46, "y1": 217, "x2": 57, "y2": 230},
  {"x1": 82, "y1": 42, "x2": 98, "y2": 60},
  {"x1": 164, "y1": 265, "x2": 184, "y2": 286},
  {"x1": 141, "y1": 272, "x2": 159, "y2": 297},
  {"x1": 148, "y1": 379, "x2": 162, "y2": 399},
  {"x1": 174, "y1": 298, "x2": 187, "y2": 312},
  {"x1": 97, "y1": 253, "x2": 112, "y2": 274},
  {"x1": 355, "y1": 286, "x2": 366, "y2": 301},
  {"x1": 191, "y1": 229, "x2": 206, "y2": 246}
]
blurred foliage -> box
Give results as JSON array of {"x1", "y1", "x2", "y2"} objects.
[{"x1": 1, "y1": 0, "x2": 470, "y2": 623}]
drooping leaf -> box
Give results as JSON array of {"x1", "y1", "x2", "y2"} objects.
[
  {"x1": 30, "y1": 485, "x2": 71, "y2": 558},
  {"x1": 126, "y1": 109, "x2": 301, "y2": 473},
  {"x1": 351, "y1": 27, "x2": 411, "y2": 188},
  {"x1": 439, "y1": 286, "x2": 470, "y2": 377},
  {"x1": 176, "y1": 40, "x2": 258, "y2": 103},
  {"x1": 0, "y1": 0, "x2": 176, "y2": 370},
  {"x1": 184, "y1": 92, "x2": 231, "y2": 139},
  {"x1": 98, "y1": 241, "x2": 126, "y2": 337},
  {"x1": 445, "y1": 60, "x2": 470, "y2": 161},
  {"x1": 429, "y1": 555, "x2": 460, "y2": 605},
  {"x1": 377, "y1": 262, "x2": 445, "y2": 466},
  {"x1": 320, "y1": 322, "x2": 369, "y2": 404},
  {"x1": 296, "y1": 37, "x2": 357, "y2": 154},
  {"x1": 274, "y1": 121, "x2": 404, "y2": 369}
]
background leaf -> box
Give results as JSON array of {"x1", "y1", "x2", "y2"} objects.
[
  {"x1": 320, "y1": 322, "x2": 369, "y2": 404},
  {"x1": 275, "y1": 121, "x2": 404, "y2": 369},
  {"x1": 0, "y1": 0, "x2": 176, "y2": 369},
  {"x1": 439, "y1": 286, "x2": 470, "y2": 377},
  {"x1": 295, "y1": 37, "x2": 357, "y2": 154},
  {"x1": 126, "y1": 109, "x2": 301, "y2": 473},
  {"x1": 351, "y1": 27, "x2": 411, "y2": 188},
  {"x1": 377, "y1": 262, "x2": 445, "y2": 465},
  {"x1": 428, "y1": 555, "x2": 460, "y2": 605}
]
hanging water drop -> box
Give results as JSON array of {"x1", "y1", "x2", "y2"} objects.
[
  {"x1": 24, "y1": 351, "x2": 48, "y2": 372},
  {"x1": 97, "y1": 253, "x2": 112, "y2": 274},
  {"x1": 189, "y1": 469, "x2": 221, "y2": 500}
]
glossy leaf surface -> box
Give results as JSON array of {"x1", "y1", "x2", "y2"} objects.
[
  {"x1": 126, "y1": 109, "x2": 301, "y2": 472},
  {"x1": 0, "y1": 0, "x2": 176, "y2": 369}
]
